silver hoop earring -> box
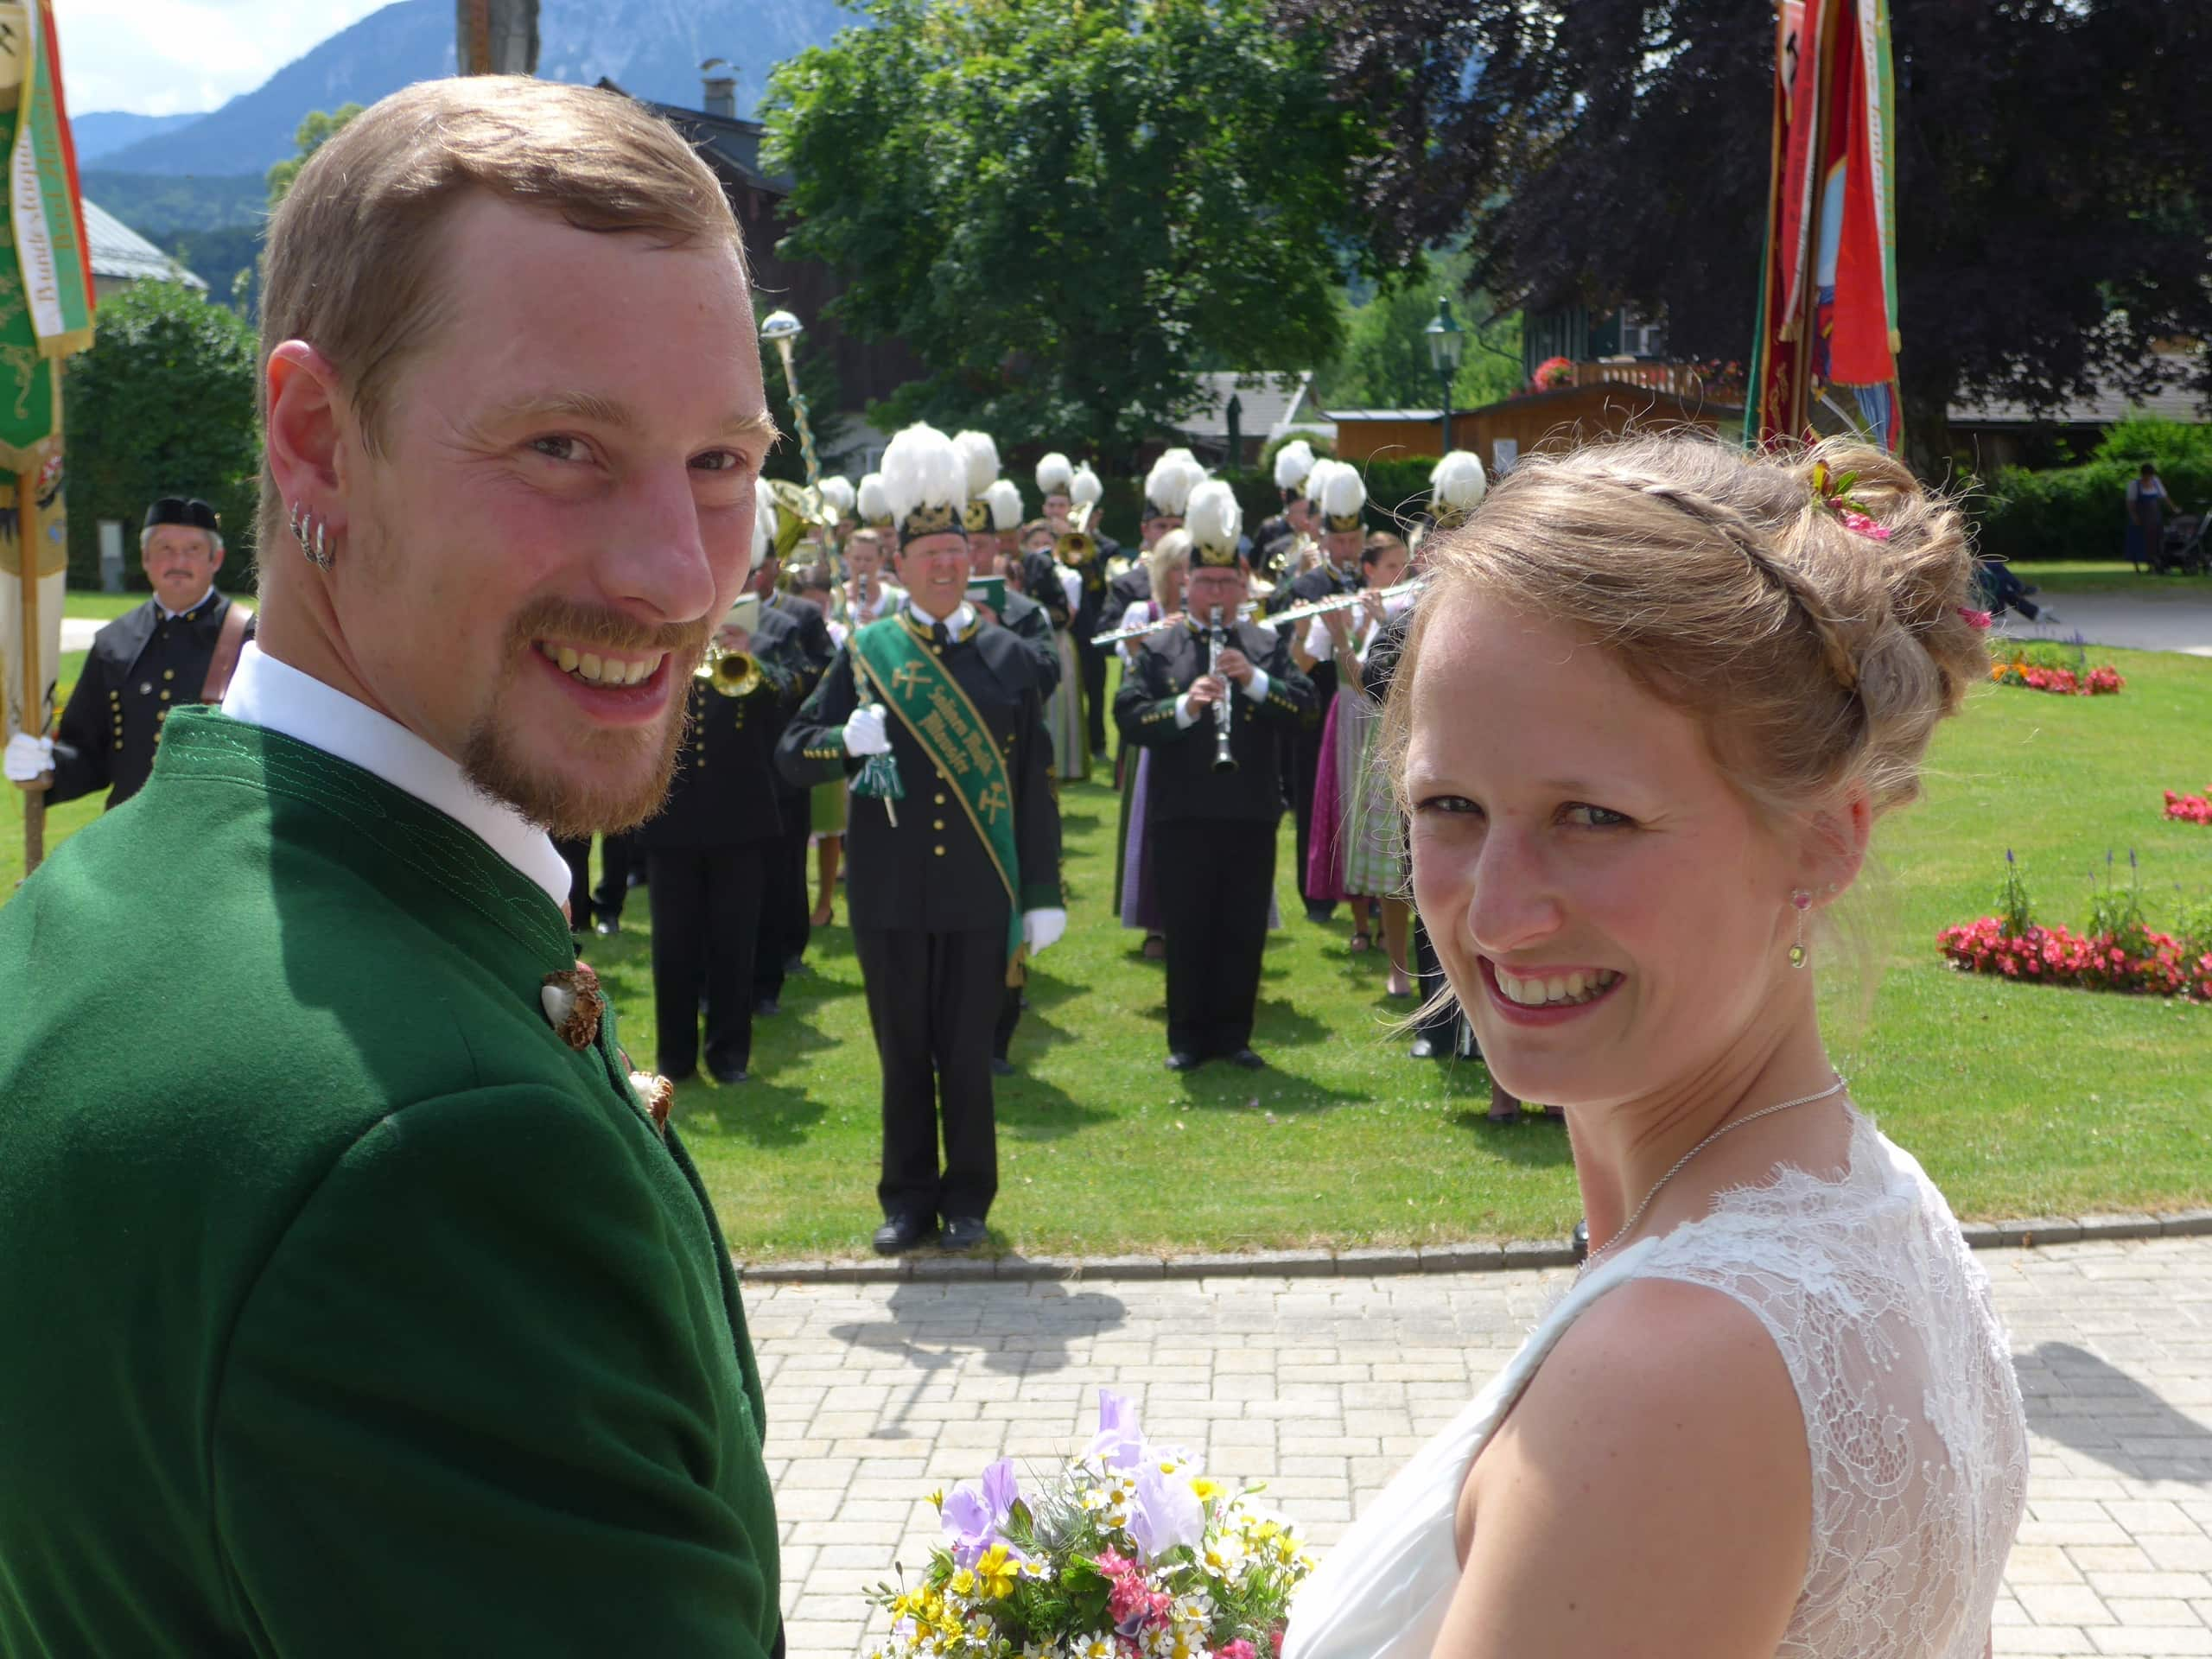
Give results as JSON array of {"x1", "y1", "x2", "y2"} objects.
[{"x1": 289, "y1": 499, "x2": 334, "y2": 571}]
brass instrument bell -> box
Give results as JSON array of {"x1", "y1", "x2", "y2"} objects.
[{"x1": 696, "y1": 645, "x2": 764, "y2": 698}]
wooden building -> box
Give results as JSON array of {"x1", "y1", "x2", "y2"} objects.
[{"x1": 1327, "y1": 368, "x2": 1743, "y2": 475}]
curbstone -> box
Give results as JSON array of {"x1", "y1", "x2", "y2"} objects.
[
  {"x1": 1418, "y1": 1243, "x2": 1507, "y2": 1274},
  {"x1": 1267, "y1": 1249, "x2": 1338, "y2": 1279},
  {"x1": 1332, "y1": 1247, "x2": 1425, "y2": 1276},
  {"x1": 2158, "y1": 1209, "x2": 2212, "y2": 1238},
  {"x1": 2075, "y1": 1213, "x2": 2163, "y2": 1242},
  {"x1": 1500, "y1": 1240, "x2": 1578, "y2": 1271},
  {"x1": 910, "y1": 1255, "x2": 996, "y2": 1282},
  {"x1": 1162, "y1": 1253, "x2": 1266, "y2": 1281}
]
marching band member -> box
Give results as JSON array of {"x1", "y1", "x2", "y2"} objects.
[
  {"x1": 817, "y1": 474, "x2": 857, "y2": 559},
  {"x1": 954, "y1": 435, "x2": 1061, "y2": 690},
  {"x1": 843, "y1": 527, "x2": 903, "y2": 626},
  {"x1": 1109, "y1": 529, "x2": 1192, "y2": 960},
  {"x1": 1115, "y1": 480, "x2": 1313, "y2": 1072},
  {"x1": 777, "y1": 423, "x2": 1064, "y2": 1255},
  {"x1": 1008, "y1": 480, "x2": 1089, "y2": 785},
  {"x1": 1249, "y1": 439, "x2": 1319, "y2": 581},
  {"x1": 1297, "y1": 530, "x2": 1414, "y2": 994}
]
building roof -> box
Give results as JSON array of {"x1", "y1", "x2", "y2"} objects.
[
  {"x1": 1950, "y1": 353, "x2": 2211, "y2": 428},
  {"x1": 598, "y1": 79, "x2": 789, "y2": 194},
  {"x1": 1174, "y1": 371, "x2": 1324, "y2": 442},
  {"x1": 82, "y1": 198, "x2": 205, "y2": 290}
]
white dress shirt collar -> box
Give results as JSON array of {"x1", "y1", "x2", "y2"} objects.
[
  {"x1": 905, "y1": 597, "x2": 976, "y2": 637},
  {"x1": 156, "y1": 587, "x2": 214, "y2": 621},
  {"x1": 219, "y1": 641, "x2": 572, "y2": 912}
]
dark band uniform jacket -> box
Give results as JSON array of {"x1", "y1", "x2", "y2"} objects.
[
  {"x1": 46, "y1": 588, "x2": 253, "y2": 807},
  {"x1": 0, "y1": 701, "x2": 780, "y2": 1656},
  {"x1": 1116, "y1": 616, "x2": 1314, "y2": 822},
  {"x1": 994, "y1": 584, "x2": 1063, "y2": 692}
]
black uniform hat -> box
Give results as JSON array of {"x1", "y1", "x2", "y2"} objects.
[{"x1": 143, "y1": 497, "x2": 219, "y2": 534}]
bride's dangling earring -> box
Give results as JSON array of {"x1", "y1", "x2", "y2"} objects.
[{"x1": 1789, "y1": 888, "x2": 1813, "y2": 968}]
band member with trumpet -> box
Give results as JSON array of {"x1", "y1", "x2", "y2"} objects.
[
  {"x1": 1265, "y1": 458, "x2": 1367, "y2": 925},
  {"x1": 1249, "y1": 438, "x2": 1319, "y2": 582},
  {"x1": 637, "y1": 546, "x2": 808, "y2": 1086},
  {"x1": 1019, "y1": 484, "x2": 1090, "y2": 785},
  {"x1": 1116, "y1": 480, "x2": 1313, "y2": 1072},
  {"x1": 778, "y1": 423, "x2": 1065, "y2": 1255}
]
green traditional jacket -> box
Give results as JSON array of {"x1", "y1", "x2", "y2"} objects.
[{"x1": 0, "y1": 709, "x2": 780, "y2": 1658}]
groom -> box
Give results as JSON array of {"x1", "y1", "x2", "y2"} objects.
[{"x1": 0, "y1": 79, "x2": 785, "y2": 1656}]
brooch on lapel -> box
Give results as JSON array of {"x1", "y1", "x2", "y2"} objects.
[
  {"x1": 627, "y1": 1070, "x2": 675, "y2": 1137},
  {"x1": 540, "y1": 962, "x2": 606, "y2": 1049}
]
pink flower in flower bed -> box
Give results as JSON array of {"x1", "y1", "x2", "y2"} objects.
[
  {"x1": 1937, "y1": 918, "x2": 2212, "y2": 1003},
  {"x1": 2166, "y1": 789, "x2": 2212, "y2": 826}
]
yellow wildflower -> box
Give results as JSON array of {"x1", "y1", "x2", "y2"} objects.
[
  {"x1": 975, "y1": 1543, "x2": 1020, "y2": 1599},
  {"x1": 950, "y1": 1568, "x2": 978, "y2": 1599}
]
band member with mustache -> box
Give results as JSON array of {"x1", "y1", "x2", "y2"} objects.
[
  {"x1": 0, "y1": 79, "x2": 785, "y2": 1656},
  {"x1": 778, "y1": 422, "x2": 1065, "y2": 1257},
  {"x1": 6, "y1": 497, "x2": 255, "y2": 810}
]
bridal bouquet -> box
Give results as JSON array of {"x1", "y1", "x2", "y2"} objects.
[{"x1": 868, "y1": 1391, "x2": 1315, "y2": 1659}]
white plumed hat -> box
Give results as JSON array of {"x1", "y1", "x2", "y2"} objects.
[
  {"x1": 1273, "y1": 439, "x2": 1316, "y2": 494},
  {"x1": 1318, "y1": 461, "x2": 1368, "y2": 532},
  {"x1": 856, "y1": 472, "x2": 892, "y2": 527},
  {"x1": 1428, "y1": 450, "x2": 1487, "y2": 528},
  {"x1": 1035, "y1": 452, "x2": 1074, "y2": 498},
  {"x1": 954, "y1": 430, "x2": 1001, "y2": 502},
  {"x1": 984, "y1": 478, "x2": 1024, "y2": 531},
  {"x1": 1070, "y1": 463, "x2": 1103, "y2": 507},
  {"x1": 880, "y1": 423, "x2": 968, "y2": 544},
  {"x1": 1185, "y1": 477, "x2": 1244, "y2": 567},
  {"x1": 817, "y1": 474, "x2": 856, "y2": 518},
  {"x1": 1144, "y1": 448, "x2": 1204, "y2": 518}
]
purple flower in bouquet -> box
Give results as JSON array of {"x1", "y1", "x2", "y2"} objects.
[
  {"x1": 1128, "y1": 1462, "x2": 1205, "y2": 1563},
  {"x1": 942, "y1": 1458, "x2": 1021, "y2": 1567},
  {"x1": 1086, "y1": 1389, "x2": 1147, "y2": 1471}
]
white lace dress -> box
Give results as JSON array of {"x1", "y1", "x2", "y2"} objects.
[{"x1": 1281, "y1": 1108, "x2": 2028, "y2": 1659}]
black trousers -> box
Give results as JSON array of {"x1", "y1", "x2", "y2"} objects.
[
  {"x1": 593, "y1": 830, "x2": 638, "y2": 921},
  {"x1": 553, "y1": 835, "x2": 593, "y2": 931},
  {"x1": 1154, "y1": 816, "x2": 1276, "y2": 1058},
  {"x1": 1410, "y1": 909, "x2": 1471, "y2": 1054},
  {"x1": 753, "y1": 808, "x2": 812, "y2": 1001},
  {"x1": 854, "y1": 925, "x2": 1003, "y2": 1222},
  {"x1": 993, "y1": 982, "x2": 1022, "y2": 1062},
  {"x1": 648, "y1": 843, "x2": 767, "y2": 1077},
  {"x1": 1079, "y1": 642, "x2": 1110, "y2": 757}
]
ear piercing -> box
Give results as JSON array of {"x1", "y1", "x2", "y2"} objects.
[
  {"x1": 289, "y1": 499, "x2": 333, "y2": 570},
  {"x1": 1789, "y1": 888, "x2": 1814, "y2": 969}
]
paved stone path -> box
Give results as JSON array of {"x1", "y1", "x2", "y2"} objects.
[
  {"x1": 2009, "y1": 594, "x2": 2212, "y2": 658},
  {"x1": 749, "y1": 1234, "x2": 2212, "y2": 1658}
]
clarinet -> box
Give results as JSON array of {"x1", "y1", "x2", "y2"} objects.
[{"x1": 1207, "y1": 605, "x2": 1238, "y2": 775}]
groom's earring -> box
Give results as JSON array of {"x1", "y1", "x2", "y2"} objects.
[{"x1": 1789, "y1": 888, "x2": 1813, "y2": 969}]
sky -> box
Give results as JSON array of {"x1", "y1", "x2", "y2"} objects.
[{"x1": 54, "y1": 0, "x2": 386, "y2": 117}]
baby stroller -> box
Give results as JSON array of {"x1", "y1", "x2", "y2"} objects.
[{"x1": 2155, "y1": 513, "x2": 2212, "y2": 575}]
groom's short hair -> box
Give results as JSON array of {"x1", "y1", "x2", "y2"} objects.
[{"x1": 255, "y1": 76, "x2": 744, "y2": 557}]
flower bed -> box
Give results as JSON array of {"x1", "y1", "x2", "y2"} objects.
[
  {"x1": 1988, "y1": 659, "x2": 2125, "y2": 696},
  {"x1": 1938, "y1": 917, "x2": 2212, "y2": 1001},
  {"x1": 2165, "y1": 788, "x2": 2212, "y2": 827}
]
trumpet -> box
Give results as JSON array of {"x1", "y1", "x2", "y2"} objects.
[
  {"x1": 1055, "y1": 529, "x2": 1096, "y2": 567},
  {"x1": 696, "y1": 645, "x2": 764, "y2": 698},
  {"x1": 1268, "y1": 574, "x2": 1430, "y2": 632},
  {"x1": 1206, "y1": 605, "x2": 1237, "y2": 774}
]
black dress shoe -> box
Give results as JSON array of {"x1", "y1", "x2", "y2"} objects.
[
  {"x1": 1409, "y1": 1036, "x2": 1442, "y2": 1060},
  {"x1": 941, "y1": 1216, "x2": 988, "y2": 1252},
  {"x1": 1165, "y1": 1051, "x2": 1204, "y2": 1072},
  {"x1": 1228, "y1": 1047, "x2": 1265, "y2": 1071},
  {"x1": 707, "y1": 1063, "x2": 749, "y2": 1085},
  {"x1": 754, "y1": 996, "x2": 780, "y2": 1018},
  {"x1": 784, "y1": 955, "x2": 810, "y2": 976},
  {"x1": 1304, "y1": 901, "x2": 1336, "y2": 925},
  {"x1": 593, "y1": 916, "x2": 620, "y2": 938},
  {"x1": 660, "y1": 1065, "x2": 697, "y2": 1084},
  {"x1": 990, "y1": 1057, "x2": 1014, "y2": 1077},
  {"x1": 873, "y1": 1213, "x2": 938, "y2": 1255}
]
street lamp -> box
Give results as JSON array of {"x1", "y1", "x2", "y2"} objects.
[
  {"x1": 1424, "y1": 296, "x2": 1464, "y2": 456},
  {"x1": 758, "y1": 308, "x2": 821, "y2": 488}
]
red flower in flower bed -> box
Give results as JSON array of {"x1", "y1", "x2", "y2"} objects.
[
  {"x1": 1937, "y1": 918, "x2": 2212, "y2": 1002},
  {"x1": 2166, "y1": 788, "x2": 2212, "y2": 826},
  {"x1": 1530, "y1": 354, "x2": 1575, "y2": 391},
  {"x1": 1987, "y1": 660, "x2": 2126, "y2": 696}
]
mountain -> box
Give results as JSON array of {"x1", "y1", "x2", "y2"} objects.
[
  {"x1": 71, "y1": 111, "x2": 206, "y2": 162},
  {"x1": 94, "y1": 0, "x2": 857, "y2": 178}
]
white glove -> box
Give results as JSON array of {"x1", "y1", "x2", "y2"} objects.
[
  {"x1": 841, "y1": 704, "x2": 891, "y2": 757},
  {"x1": 4, "y1": 732, "x2": 54, "y2": 783},
  {"x1": 1022, "y1": 906, "x2": 1067, "y2": 957}
]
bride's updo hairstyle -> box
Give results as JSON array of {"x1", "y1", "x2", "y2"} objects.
[{"x1": 1389, "y1": 432, "x2": 1986, "y2": 825}]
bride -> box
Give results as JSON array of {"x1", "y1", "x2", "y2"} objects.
[{"x1": 1284, "y1": 435, "x2": 2027, "y2": 1659}]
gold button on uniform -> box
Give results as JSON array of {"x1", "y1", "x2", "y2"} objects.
[
  {"x1": 162, "y1": 669, "x2": 175, "y2": 682},
  {"x1": 934, "y1": 846, "x2": 945, "y2": 856},
  {"x1": 934, "y1": 792, "x2": 946, "y2": 804},
  {"x1": 932, "y1": 818, "x2": 944, "y2": 830}
]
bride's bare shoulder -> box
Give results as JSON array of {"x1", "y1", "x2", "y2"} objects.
[{"x1": 1438, "y1": 1276, "x2": 1811, "y2": 1659}]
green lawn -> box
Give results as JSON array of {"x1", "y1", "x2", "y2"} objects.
[
  {"x1": 2012, "y1": 560, "x2": 2212, "y2": 598},
  {"x1": 62, "y1": 590, "x2": 157, "y2": 622},
  {"x1": 7, "y1": 645, "x2": 2209, "y2": 1261}
]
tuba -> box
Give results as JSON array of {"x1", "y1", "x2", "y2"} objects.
[{"x1": 696, "y1": 644, "x2": 764, "y2": 698}]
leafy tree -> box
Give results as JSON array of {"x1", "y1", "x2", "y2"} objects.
[
  {"x1": 64, "y1": 280, "x2": 262, "y2": 590},
  {"x1": 1280, "y1": 0, "x2": 2212, "y2": 467},
  {"x1": 761, "y1": 0, "x2": 1367, "y2": 464},
  {"x1": 266, "y1": 104, "x2": 365, "y2": 208},
  {"x1": 160, "y1": 225, "x2": 266, "y2": 318},
  {"x1": 1318, "y1": 260, "x2": 1522, "y2": 411}
]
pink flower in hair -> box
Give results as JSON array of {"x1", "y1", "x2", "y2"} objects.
[{"x1": 1836, "y1": 508, "x2": 1891, "y2": 541}]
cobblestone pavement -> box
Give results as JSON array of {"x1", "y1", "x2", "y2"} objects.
[{"x1": 749, "y1": 1235, "x2": 2212, "y2": 1658}]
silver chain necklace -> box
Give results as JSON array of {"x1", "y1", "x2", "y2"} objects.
[{"x1": 1579, "y1": 1076, "x2": 1849, "y2": 1274}]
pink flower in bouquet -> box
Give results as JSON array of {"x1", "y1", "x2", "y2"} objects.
[{"x1": 1218, "y1": 1642, "x2": 1258, "y2": 1659}]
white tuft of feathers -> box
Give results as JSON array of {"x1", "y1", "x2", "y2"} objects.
[
  {"x1": 856, "y1": 472, "x2": 890, "y2": 523},
  {"x1": 881, "y1": 423, "x2": 966, "y2": 527},
  {"x1": 985, "y1": 478, "x2": 1024, "y2": 531},
  {"x1": 1302, "y1": 456, "x2": 1338, "y2": 504},
  {"x1": 1319, "y1": 461, "x2": 1368, "y2": 521},
  {"x1": 1145, "y1": 448, "x2": 1205, "y2": 517},
  {"x1": 1185, "y1": 478, "x2": 1243, "y2": 557},
  {"x1": 817, "y1": 474, "x2": 856, "y2": 517},
  {"x1": 1070, "y1": 463, "x2": 1103, "y2": 506},
  {"x1": 1273, "y1": 439, "x2": 1316, "y2": 493},
  {"x1": 1035, "y1": 451, "x2": 1074, "y2": 498},
  {"x1": 954, "y1": 430, "x2": 1001, "y2": 501},
  {"x1": 1430, "y1": 450, "x2": 1487, "y2": 513}
]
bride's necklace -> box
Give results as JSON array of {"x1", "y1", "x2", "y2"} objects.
[{"x1": 1578, "y1": 1076, "x2": 1849, "y2": 1275}]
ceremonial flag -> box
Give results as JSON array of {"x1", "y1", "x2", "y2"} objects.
[
  {"x1": 1746, "y1": 0, "x2": 1903, "y2": 452},
  {"x1": 0, "y1": 0, "x2": 96, "y2": 875}
]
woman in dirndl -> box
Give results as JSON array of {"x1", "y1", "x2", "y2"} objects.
[
  {"x1": 1018, "y1": 520, "x2": 1090, "y2": 783},
  {"x1": 1298, "y1": 531, "x2": 1414, "y2": 996}
]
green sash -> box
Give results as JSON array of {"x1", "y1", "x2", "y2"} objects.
[{"x1": 852, "y1": 615, "x2": 1022, "y2": 962}]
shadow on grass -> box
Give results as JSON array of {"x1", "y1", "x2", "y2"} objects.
[
  {"x1": 668, "y1": 1075, "x2": 827, "y2": 1152},
  {"x1": 1446, "y1": 1100, "x2": 1577, "y2": 1165},
  {"x1": 830, "y1": 1281, "x2": 1131, "y2": 1423},
  {"x1": 993, "y1": 1071, "x2": 1115, "y2": 1141},
  {"x1": 2019, "y1": 1341, "x2": 2212, "y2": 1484}
]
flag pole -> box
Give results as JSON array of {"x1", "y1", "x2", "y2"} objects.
[{"x1": 17, "y1": 464, "x2": 44, "y2": 878}]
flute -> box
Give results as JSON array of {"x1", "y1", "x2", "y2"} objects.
[{"x1": 1268, "y1": 574, "x2": 1430, "y2": 631}]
